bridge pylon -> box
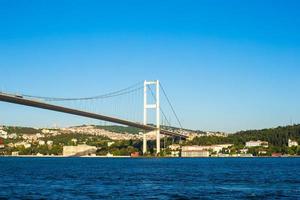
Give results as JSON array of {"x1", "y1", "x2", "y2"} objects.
[{"x1": 143, "y1": 80, "x2": 160, "y2": 155}]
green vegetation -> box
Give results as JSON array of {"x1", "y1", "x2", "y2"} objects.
[
  {"x1": 104, "y1": 140, "x2": 141, "y2": 156},
  {"x1": 187, "y1": 124, "x2": 300, "y2": 155}
]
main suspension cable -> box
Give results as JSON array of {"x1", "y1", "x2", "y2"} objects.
[
  {"x1": 159, "y1": 83, "x2": 183, "y2": 129},
  {"x1": 22, "y1": 81, "x2": 143, "y2": 102}
]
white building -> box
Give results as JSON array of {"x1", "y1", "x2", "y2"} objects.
[
  {"x1": 0, "y1": 130, "x2": 8, "y2": 139},
  {"x1": 36, "y1": 133, "x2": 44, "y2": 138},
  {"x1": 181, "y1": 150, "x2": 209, "y2": 158},
  {"x1": 8, "y1": 133, "x2": 18, "y2": 139},
  {"x1": 107, "y1": 141, "x2": 115, "y2": 147},
  {"x1": 42, "y1": 129, "x2": 50, "y2": 134},
  {"x1": 71, "y1": 138, "x2": 78, "y2": 144},
  {"x1": 15, "y1": 142, "x2": 31, "y2": 149},
  {"x1": 182, "y1": 144, "x2": 232, "y2": 154},
  {"x1": 210, "y1": 144, "x2": 233, "y2": 153},
  {"x1": 168, "y1": 144, "x2": 181, "y2": 151},
  {"x1": 259, "y1": 150, "x2": 267, "y2": 155},
  {"x1": 47, "y1": 141, "x2": 53, "y2": 146},
  {"x1": 38, "y1": 140, "x2": 45, "y2": 145},
  {"x1": 24, "y1": 143, "x2": 31, "y2": 149},
  {"x1": 288, "y1": 139, "x2": 298, "y2": 147},
  {"x1": 170, "y1": 151, "x2": 180, "y2": 157},
  {"x1": 240, "y1": 149, "x2": 249, "y2": 154},
  {"x1": 246, "y1": 140, "x2": 268, "y2": 148},
  {"x1": 181, "y1": 146, "x2": 210, "y2": 157},
  {"x1": 63, "y1": 145, "x2": 97, "y2": 157}
]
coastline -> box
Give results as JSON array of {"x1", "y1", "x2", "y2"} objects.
[{"x1": 1, "y1": 155, "x2": 300, "y2": 158}]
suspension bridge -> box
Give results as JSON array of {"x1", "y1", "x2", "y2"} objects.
[{"x1": 0, "y1": 80, "x2": 187, "y2": 155}]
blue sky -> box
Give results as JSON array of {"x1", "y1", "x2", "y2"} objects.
[{"x1": 0, "y1": 0, "x2": 300, "y2": 132}]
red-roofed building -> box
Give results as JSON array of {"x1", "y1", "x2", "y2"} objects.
[
  {"x1": 131, "y1": 152, "x2": 140, "y2": 157},
  {"x1": 0, "y1": 139, "x2": 4, "y2": 149},
  {"x1": 272, "y1": 153, "x2": 282, "y2": 157}
]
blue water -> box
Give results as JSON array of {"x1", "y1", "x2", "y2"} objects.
[{"x1": 0, "y1": 158, "x2": 300, "y2": 199}]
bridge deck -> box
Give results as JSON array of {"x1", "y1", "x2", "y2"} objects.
[{"x1": 0, "y1": 92, "x2": 187, "y2": 138}]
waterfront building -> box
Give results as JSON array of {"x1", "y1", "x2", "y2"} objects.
[
  {"x1": 245, "y1": 140, "x2": 268, "y2": 148},
  {"x1": 130, "y1": 152, "x2": 139, "y2": 157},
  {"x1": 106, "y1": 152, "x2": 114, "y2": 157},
  {"x1": 63, "y1": 145, "x2": 97, "y2": 157},
  {"x1": 168, "y1": 144, "x2": 181, "y2": 151},
  {"x1": 210, "y1": 144, "x2": 233, "y2": 153},
  {"x1": 0, "y1": 139, "x2": 4, "y2": 149},
  {"x1": 240, "y1": 149, "x2": 249, "y2": 154},
  {"x1": 11, "y1": 151, "x2": 19, "y2": 156},
  {"x1": 259, "y1": 150, "x2": 267, "y2": 155},
  {"x1": 272, "y1": 153, "x2": 282, "y2": 157},
  {"x1": 239, "y1": 154, "x2": 253, "y2": 157},
  {"x1": 288, "y1": 139, "x2": 298, "y2": 147},
  {"x1": 171, "y1": 151, "x2": 180, "y2": 157},
  {"x1": 217, "y1": 153, "x2": 230, "y2": 157},
  {"x1": 181, "y1": 146, "x2": 210, "y2": 157},
  {"x1": 182, "y1": 150, "x2": 209, "y2": 157},
  {"x1": 181, "y1": 144, "x2": 233, "y2": 154}
]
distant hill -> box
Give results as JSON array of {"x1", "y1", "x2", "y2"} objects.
[
  {"x1": 234, "y1": 124, "x2": 300, "y2": 146},
  {"x1": 3, "y1": 124, "x2": 300, "y2": 147},
  {"x1": 3, "y1": 126, "x2": 40, "y2": 135}
]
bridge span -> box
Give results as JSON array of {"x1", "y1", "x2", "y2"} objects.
[{"x1": 0, "y1": 92, "x2": 187, "y2": 139}]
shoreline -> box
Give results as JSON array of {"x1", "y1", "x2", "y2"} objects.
[{"x1": 1, "y1": 155, "x2": 300, "y2": 158}]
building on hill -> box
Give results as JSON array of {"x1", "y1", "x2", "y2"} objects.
[
  {"x1": 8, "y1": 133, "x2": 17, "y2": 139},
  {"x1": 245, "y1": 140, "x2": 268, "y2": 148},
  {"x1": 288, "y1": 139, "x2": 298, "y2": 147},
  {"x1": 14, "y1": 142, "x2": 31, "y2": 149},
  {"x1": 47, "y1": 141, "x2": 53, "y2": 146},
  {"x1": 71, "y1": 138, "x2": 78, "y2": 144},
  {"x1": 0, "y1": 130, "x2": 8, "y2": 139}
]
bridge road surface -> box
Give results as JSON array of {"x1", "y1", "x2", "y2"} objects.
[{"x1": 0, "y1": 92, "x2": 187, "y2": 138}]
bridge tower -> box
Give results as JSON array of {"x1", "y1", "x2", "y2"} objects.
[{"x1": 143, "y1": 80, "x2": 160, "y2": 155}]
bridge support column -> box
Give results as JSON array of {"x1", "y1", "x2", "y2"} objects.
[
  {"x1": 156, "y1": 129, "x2": 160, "y2": 155},
  {"x1": 156, "y1": 80, "x2": 160, "y2": 155},
  {"x1": 143, "y1": 133, "x2": 147, "y2": 154}
]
